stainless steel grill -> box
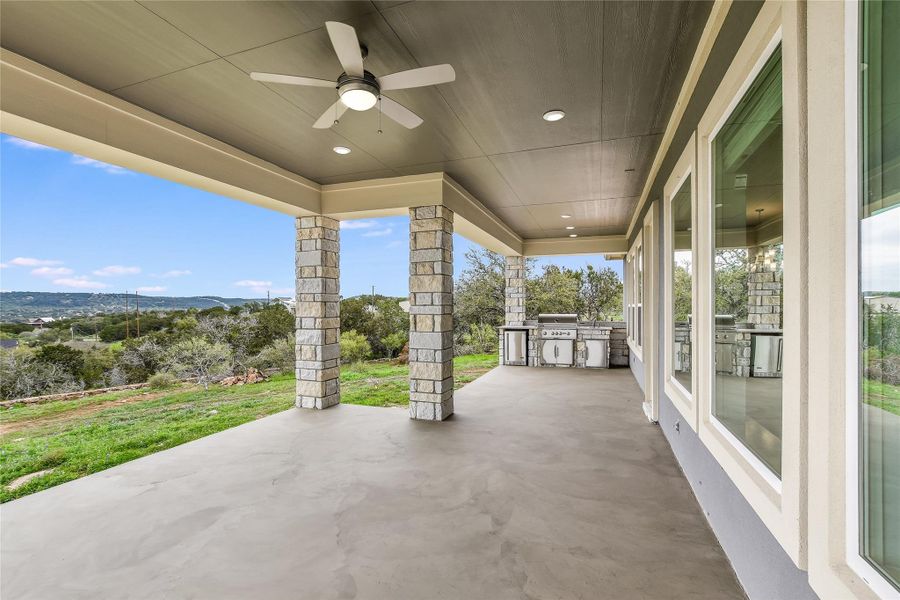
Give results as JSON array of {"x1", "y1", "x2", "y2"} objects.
[{"x1": 537, "y1": 313, "x2": 578, "y2": 325}]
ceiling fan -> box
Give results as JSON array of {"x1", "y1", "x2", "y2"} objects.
[{"x1": 250, "y1": 21, "x2": 455, "y2": 130}]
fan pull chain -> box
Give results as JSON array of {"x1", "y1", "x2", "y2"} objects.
[
  {"x1": 378, "y1": 97, "x2": 383, "y2": 134},
  {"x1": 334, "y1": 93, "x2": 340, "y2": 126}
]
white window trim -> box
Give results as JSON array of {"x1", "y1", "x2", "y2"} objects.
[
  {"x1": 695, "y1": 0, "x2": 805, "y2": 566},
  {"x1": 627, "y1": 232, "x2": 644, "y2": 361},
  {"x1": 663, "y1": 136, "x2": 698, "y2": 431},
  {"x1": 843, "y1": 1, "x2": 898, "y2": 596}
]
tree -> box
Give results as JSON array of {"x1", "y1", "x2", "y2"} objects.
[
  {"x1": 33, "y1": 344, "x2": 84, "y2": 378},
  {"x1": 581, "y1": 265, "x2": 624, "y2": 321},
  {"x1": 381, "y1": 331, "x2": 408, "y2": 358},
  {"x1": 250, "y1": 304, "x2": 294, "y2": 353},
  {"x1": 714, "y1": 249, "x2": 750, "y2": 320},
  {"x1": 341, "y1": 295, "x2": 407, "y2": 358},
  {"x1": 461, "y1": 323, "x2": 498, "y2": 354},
  {"x1": 164, "y1": 338, "x2": 232, "y2": 390},
  {"x1": 340, "y1": 330, "x2": 371, "y2": 363},
  {"x1": 251, "y1": 335, "x2": 295, "y2": 374},
  {"x1": 454, "y1": 247, "x2": 507, "y2": 330},
  {"x1": 672, "y1": 260, "x2": 693, "y2": 322},
  {"x1": 118, "y1": 339, "x2": 166, "y2": 383},
  {"x1": 526, "y1": 265, "x2": 582, "y2": 318},
  {"x1": 0, "y1": 349, "x2": 82, "y2": 400}
]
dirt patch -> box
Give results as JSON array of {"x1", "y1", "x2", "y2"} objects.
[
  {"x1": 0, "y1": 390, "x2": 175, "y2": 436},
  {"x1": 6, "y1": 469, "x2": 54, "y2": 491}
]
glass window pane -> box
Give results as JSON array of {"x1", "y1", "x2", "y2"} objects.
[
  {"x1": 860, "y1": 0, "x2": 900, "y2": 590},
  {"x1": 711, "y1": 46, "x2": 783, "y2": 476},
  {"x1": 672, "y1": 176, "x2": 693, "y2": 393}
]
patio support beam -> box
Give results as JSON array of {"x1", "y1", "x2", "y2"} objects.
[
  {"x1": 295, "y1": 217, "x2": 341, "y2": 410},
  {"x1": 408, "y1": 206, "x2": 455, "y2": 421}
]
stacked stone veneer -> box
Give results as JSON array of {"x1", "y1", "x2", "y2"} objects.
[
  {"x1": 747, "y1": 244, "x2": 783, "y2": 329},
  {"x1": 295, "y1": 216, "x2": 340, "y2": 410},
  {"x1": 504, "y1": 256, "x2": 526, "y2": 326},
  {"x1": 408, "y1": 206, "x2": 454, "y2": 421}
]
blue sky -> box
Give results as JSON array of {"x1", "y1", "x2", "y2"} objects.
[{"x1": 0, "y1": 134, "x2": 622, "y2": 299}]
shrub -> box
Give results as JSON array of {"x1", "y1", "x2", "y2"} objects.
[
  {"x1": 251, "y1": 336, "x2": 295, "y2": 374},
  {"x1": 148, "y1": 372, "x2": 178, "y2": 389},
  {"x1": 340, "y1": 330, "x2": 371, "y2": 363},
  {"x1": 461, "y1": 323, "x2": 498, "y2": 354},
  {"x1": 164, "y1": 338, "x2": 233, "y2": 390},
  {"x1": 381, "y1": 331, "x2": 408, "y2": 358}
]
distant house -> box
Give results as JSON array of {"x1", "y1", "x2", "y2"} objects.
[
  {"x1": 0, "y1": 339, "x2": 19, "y2": 350},
  {"x1": 26, "y1": 317, "x2": 56, "y2": 329},
  {"x1": 272, "y1": 297, "x2": 296, "y2": 312},
  {"x1": 865, "y1": 295, "x2": 900, "y2": 313}
]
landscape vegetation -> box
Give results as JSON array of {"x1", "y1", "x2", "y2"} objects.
[{"x1": 0, "y1": 248, "x2": 624, "y2": 500}]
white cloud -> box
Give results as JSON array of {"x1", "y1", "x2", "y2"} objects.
[
  {"x1": 862, "y1": 208, "x2": 900, "y2": 292},
  {"x1": 340, "y1": 220, "x2": 377, "y2": 230},
  {"x1": 31, "y1": 266, "x2": 74, "y2": 277},
  {"x1": 5, "y1": 137, "x2": 57, "y2": 151},
  {"x1": 136, "y1": 286, "x2": 166, "y2": 293},
  {"x1": 71, "y1": 155, "x2": 131, "y2": 175},
  {"x1": 53, "y1": 277, "x2": 109, "y2": 290},
  {"x1": 234, "y1": 279, "x2": 278, "y2": 295},
  {"x1": 8, "y1": 257, "x2": 63, "y2": 267},
  {"x1": 362, "y1": 228, "x2": 393, "y2": 238},
  {"x1": 0, "y1": 263, "x2": 7, "y2": 269},
  {"x1": 159, "y1": 269, "x2": 192, "y2": 278},
  {"x1": 93, "y1": 265, "x2": 141, "y2": 276}
]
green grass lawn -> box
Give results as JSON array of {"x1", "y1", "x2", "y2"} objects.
[
  {"x1": 0, "y1": 354, "x2": 497, "y2": 502},
  {"x1": 863, "y1": 378, "x2": 900, "y2": 417}
]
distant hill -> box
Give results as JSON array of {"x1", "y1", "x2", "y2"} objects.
[{"x1": 0, "y1": 291, "x2": 265, "y2": 322}]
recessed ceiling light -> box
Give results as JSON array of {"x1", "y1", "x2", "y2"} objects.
[
  {"x1": 560, "y1": 214, "x2": 572, "y2": 219},
  {"x1": 542, "y1": 109, "x2": 566, "y2": 122},
  {"x1": 569, "y1": 234, "x2": 578, "y2": 238},
  {"x1": 565, "y1": 226, "x2": 575, "y2": 230},
  {"x1": 715, "y1": 203, "x2": 723, "y2": 208},
  {"x1": 333, "y1": 146, "x2": 351, "y2": 155}
]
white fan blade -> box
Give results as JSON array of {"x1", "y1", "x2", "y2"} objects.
[
  {"x1": 380, "y1": 96, "x2": 423, "y2": 129},
  {"x1": 313, "y1": 100, "x2": 348, "y2": 129},
  {"x1": 250, "y1": 72, "x2": 335, "y2": 88},
  {"x1": 378, "y1": 64, "x2": 456, "y2": 91},
  {"x1": 325, "y1": 21, "x2": 364, "y2": 77}
]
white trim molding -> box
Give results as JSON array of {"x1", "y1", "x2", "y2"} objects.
[{"x1": 663, "y1": 135, "x2": 699, "y2": 432}]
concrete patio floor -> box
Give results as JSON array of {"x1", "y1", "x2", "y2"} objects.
[{"x1": 1, "y1": 367, "x2": 744, "y2": 600}]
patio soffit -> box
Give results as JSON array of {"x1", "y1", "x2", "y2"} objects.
[{"x1": 0, "y1": 0, "x2": 712, "y2": 240}]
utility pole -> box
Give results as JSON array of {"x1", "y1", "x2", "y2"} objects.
[
  {"x1": 371, "y1": 285, "x2": 376, "y2": 310},
  {"x1": 267, "y1": 290, "x2": 270, "y2": 305},
  {"x1": 135, "y1": 292, "x2": 141, "y2": 337},
  {"x1": 124, "y1": 291, "x2": 130, "y2": 340}
]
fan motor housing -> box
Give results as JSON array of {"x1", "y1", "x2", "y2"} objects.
[{"x1": 337, "y1": 70, "x2": 380, "y2": 102}]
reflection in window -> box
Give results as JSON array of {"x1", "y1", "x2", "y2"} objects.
[
  {"x1": 672, "y1": 176, "x2": 693, "y2": 393},
  {"x1": 859, "y1": 0, "x2": 899, "y2": 589},
  {"x1": 711, "y1": 45, "x2": 783, "y2": 476}
]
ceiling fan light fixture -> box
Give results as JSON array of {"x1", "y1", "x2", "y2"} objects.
[
  {"x1": 340, "y1": 88, "x2": 378, "y2": 111},
  {"x1": 560, "y1": 214, "x2": 572, "y2": 219},
  {"x1": 333, "y1": 146, "x2": 351, "y2": 155},
  {"x1": 565, "y1": 226, "x2": 575, "y2": 230},
  {"x1": 542, "y1": 109, "x2": 566, "y2": 122}
]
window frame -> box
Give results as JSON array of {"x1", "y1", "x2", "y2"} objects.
[
  {"x1": 627, "y1": 232, "x2": 644, "y2": 361},
  {"x1": 843, "y1": 1, "x2": 899, "y2": 595},
  {"x1": 694, "y1": 0, "x2": 805, "y2": 566},
  {"x1": 664, "y1": 136, "x2": 698, "y2": 430}
]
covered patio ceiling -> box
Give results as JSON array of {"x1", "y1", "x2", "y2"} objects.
[{"x1": 0, "y1": 0, "x2": 710, "y2": 240}]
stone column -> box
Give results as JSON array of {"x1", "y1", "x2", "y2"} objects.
[
  {"x1": 295, "y1": 216, "x2": 340, "y2": 410},
  {"x1": 504, "y1": 256, "x2": 526, "y2": 326},
  {"x1": 746, "y1": 244, "x2": 783, "y2": 330},
  {"x1": 408, "y1": 205, "x2": 454, "y2": 421}
]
